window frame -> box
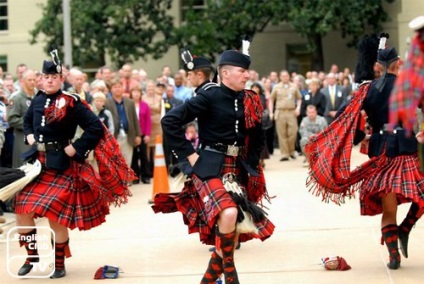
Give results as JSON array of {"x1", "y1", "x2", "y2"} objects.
[{"x1": 0, "y1": 0, "x2": 8, "y2": 31}]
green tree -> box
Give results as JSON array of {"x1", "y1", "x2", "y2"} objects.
[
  {"x1": 176, "y1": 0, "x2": 394, "y2": 71},
  {"x1": 285, "y1": 0, "x2": 395, "y2": 71},
  {"x1": 176, "y1": 0, "x2": 287, "y2": 61},
  {"x1": 30, "y1": 0, "x2": 175, "y2": 68}
]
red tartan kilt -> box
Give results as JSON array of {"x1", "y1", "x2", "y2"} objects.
[
  {"x1": 15, "y1": 152, "x2": 110, "y2": 230},
  {"x1": 360, "y1": 154, "x2": 424, "y2": 216},
  {"x1": 153, "y1": 156, "x2": 274, "y2": 245}
]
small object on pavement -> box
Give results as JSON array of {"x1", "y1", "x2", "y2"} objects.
[
  {"x1": 94, "y1": 265, "x2": 120, "y2": 279},
  {"x1": 321, "y1": 256, "x2": 351, "y2": 271}
]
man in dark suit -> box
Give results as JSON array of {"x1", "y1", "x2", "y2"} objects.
[
  {"x1": 163, "y1": 85, "x2": 183, "y2": 113},
  {"x1": 105, "y1": 78, "x2": 142, "y2": 166},
  {"x1": 321, "y1": 73, "x2": 347, "y2": 124}
]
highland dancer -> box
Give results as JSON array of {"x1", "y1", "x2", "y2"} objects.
[
  {"x1": 306, "y1": 33, "x2": 424, "y2": 270},
  {"x1": 153, "y1": 45, "x2": 274, "y2": 283},
  {"x1": 14, "y1": 50, "x2": 134, "y2": 278}
]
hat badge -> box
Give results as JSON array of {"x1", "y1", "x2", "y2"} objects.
[{"x1": 187, "y1": 62, "x2": 194, "y2": 70}]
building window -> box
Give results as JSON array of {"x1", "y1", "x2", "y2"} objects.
[
  {"x1": 181, "y1": 0, "x2": 206, "y2": 22},
  {"x1": 0, "y1": 55, "x2": 7, "y2": 73},
  {"x1": 0, "y1": 0, "x2": 7, "y2": 31}
]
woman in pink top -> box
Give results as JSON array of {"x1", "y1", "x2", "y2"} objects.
[{"x1": 130, "y1": 85, "x2": 152, "y2": 184}]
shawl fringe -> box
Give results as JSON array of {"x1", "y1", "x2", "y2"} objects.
[
  {"x1": 306, "y1": 175, "x2": 358, "y2": 205},
  {"x1": 305, "y1": 83, "x2": 379, "y2": 205},
  {"x1": 93, "y1": 125, "x2": 136, "y2": 206}
]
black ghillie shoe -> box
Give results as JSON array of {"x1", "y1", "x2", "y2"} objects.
[
  {"x1": 397, "y1": 202, "x2": 419, "y2": 259},
  {"x1": 50, "y1": 269, "x2": 66, "y2": 279},
  {"x1": 387, "y1": 258, "x2": 400, "y2": 270},
  {"x1": 18, "y1": 262, "x2": 34, "y2": 276}
]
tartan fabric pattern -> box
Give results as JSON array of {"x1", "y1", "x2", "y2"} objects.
[
  {"x1": 389, "y1": 33, "x2": 424, "y2": 132},
  {"x1": 243, "y1": 89, "x2": 263, "y2": 128},
  {"x1": 360, "y1": 154, "x2": 424, "y2": 216},
  {"x1": 192, "y1": 174, "x2": 237, "y2": 230},
  {"x1": 92, "y1": 124, "x2": 135, "y2": 205},
  {"x1": 306, "y1": 76, "x2": 424, "y2": 218},
  {"x1": 245, "y1": 162, "x2": 266, "y2": 203},
  {"x1": 15, "y1": 152, "x2": 110, "y2": 230},
  {"x1": 44, "y1": 94, "x2": 75, "y2": 124},
  {"x1": 243, "y1": 89, "x2": 268, "y2": 203},
  {"x1": 152, "y1": 90, "x2": 273, "y2": 245},
  {"x1": 15, "y1": 126, "x2": 134, "y2": 230},
  {"x1": 305, "y1": 82, "x2": 381, "y2": 204},
  {"x1": 152, "y1": 156, "x2": 274, "y2": 245}
]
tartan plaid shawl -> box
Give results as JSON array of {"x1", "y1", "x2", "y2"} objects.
[
  {"x1": 243, "y1": 89, "x2": 267, "y2": 203},
  {"x1": 45, "y1": 95, "x2": 134, "y2": 206},
  {"x1": 243, "y1": 89, "x2": 262, "y2": 128},
  {"x1": 91, "y1": 124, "x2": 136, "y2": 206},
  {"x1": 389, "y1": 33, "x2": 424, "y2": 132},
  {"x1": 305, "y1": 83, "x2": 382, "y2": 204}
]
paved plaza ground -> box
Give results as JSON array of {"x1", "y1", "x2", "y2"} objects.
[{"x1": 1, "y1": 147, "x2": 424, "y2": 283}]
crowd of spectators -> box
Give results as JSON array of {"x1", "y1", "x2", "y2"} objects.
[{"x1": 0, "y1": 61, "x2": 354, "y2": 215}]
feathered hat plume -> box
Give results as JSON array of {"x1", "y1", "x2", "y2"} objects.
[
  {"x1": 181, "y1": 49, "x2": 194, "y2": 70},
  {"x1": 49, "y1": 45, "x2": 62, "y2": 74},
  {"x1": 241, "y1": 35, "x2": 252, "y2": 56},
  {"x1": 354, "y1": 34, "x2": 379, "y2": 83}
]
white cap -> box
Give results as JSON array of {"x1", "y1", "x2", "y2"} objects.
[{"x1": 408, "y1": 16, "x2": 424, "y2": 31}]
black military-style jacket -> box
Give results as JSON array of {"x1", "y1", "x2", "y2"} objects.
[
  {"x1": 23, "y1": 89, "x2": 104, "y2": 171},
  {"x1": 363, "y1": 73, "x2": 417, "y2": 158},
  {"x1": 161, "y1": 83, "x2": 264, "y2": 180},
  {"x1": 194, "y1": 80, "x2": 211, "y2": 94}
]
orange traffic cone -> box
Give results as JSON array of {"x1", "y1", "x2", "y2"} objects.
[{"x1": 149, "y1": 134, "x2": 170, "y2": 204}]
